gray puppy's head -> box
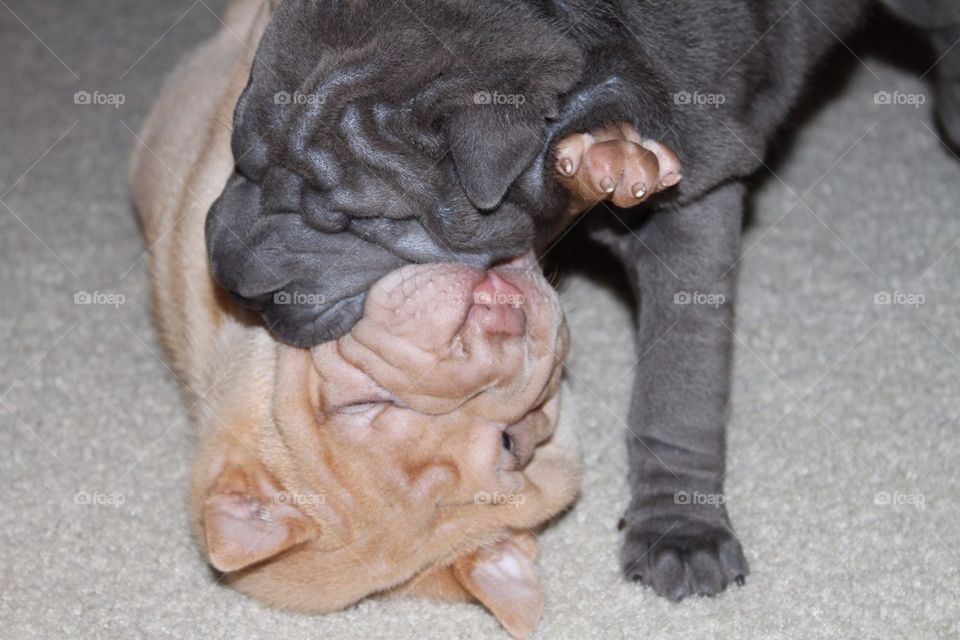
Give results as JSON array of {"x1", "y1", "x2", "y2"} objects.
[{"x1": 206, "y1": 0, "x2": 583, "y2": 346}]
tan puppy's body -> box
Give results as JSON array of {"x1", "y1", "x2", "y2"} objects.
[{"x1": 130, "y1": 1, "x2": 579, "y2": 637}]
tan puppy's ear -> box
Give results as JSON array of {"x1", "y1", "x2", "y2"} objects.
[
  {"x1": 203, "y1": 460, "x2": 319, "y2": 573},
  {"x1": 453, "y1": 533, "x2": 544, "y2": 640}
]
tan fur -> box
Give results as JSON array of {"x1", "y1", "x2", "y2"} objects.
[{"x1": 129, "y1": 1, "x2": 579, "y2": 637}]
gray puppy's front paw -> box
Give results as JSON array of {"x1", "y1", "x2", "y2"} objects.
[{"x1": 619, "y1": 509, "x2": 748, "y2": 601}]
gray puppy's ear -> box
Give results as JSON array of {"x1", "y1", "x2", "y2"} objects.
[{"x1": 445, "y1": 105, "x2": 547, "y2": 211}]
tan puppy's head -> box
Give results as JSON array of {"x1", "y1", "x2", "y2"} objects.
[{"x1": 191, "y1": 253, "x2": 577, "y2": 639}]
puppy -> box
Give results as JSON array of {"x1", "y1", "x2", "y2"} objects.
[
  {"x1": 129, "y1": 1, "x2": 583, "y2": 636},
  {"x1": 206, "y1": 0, "x2": 960, "y2": 603},
  {"x1": 525, "y1": 0, "x2": 960, "y2": 602}
]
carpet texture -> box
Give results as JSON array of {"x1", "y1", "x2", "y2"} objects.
[{"x1": 1, "y1": 2, "x2": 958, "y2": 638}]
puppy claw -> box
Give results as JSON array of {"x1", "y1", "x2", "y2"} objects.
[
  {"x1": 556, "y1": 122, "x2": 682, "y2": 216},
  {"x1": 660, "y1": 172, "x2": 682, "y2": 188}
]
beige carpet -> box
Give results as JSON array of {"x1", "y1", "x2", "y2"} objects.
[{"x1": 1, "y1": 1, "x2": 958, "y2": 637}]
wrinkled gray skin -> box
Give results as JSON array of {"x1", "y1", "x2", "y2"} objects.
[
  {"x1": 206, "y1": 1, "x2": 585, "y2": 346},
  {"x1": 207, "y1": 0, "x2": 960, "y2": 601}
]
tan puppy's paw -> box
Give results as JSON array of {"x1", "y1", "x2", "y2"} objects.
[{"x1": 555, "y1": 122, "x2": 681, "y2": 213}]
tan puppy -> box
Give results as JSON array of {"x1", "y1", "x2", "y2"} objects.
[{"x1": 129, "y1": 0, "x2": 579, "y2": 637}]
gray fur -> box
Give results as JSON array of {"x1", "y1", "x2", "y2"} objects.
[{"x1": 206, "y1": 0, "x2": 960, "y2": 600}]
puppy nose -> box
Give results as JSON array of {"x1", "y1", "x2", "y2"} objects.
[{"x1": 469, "y1": 272, "x2": 526, "y2": 336}]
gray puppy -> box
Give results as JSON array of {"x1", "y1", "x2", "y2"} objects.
[
  {"x1": 206, "y1": 1, "x2": 585, "y2": 344},
  {"x1": 206, "y1": 0, "x2": 960, "y2": 601}
]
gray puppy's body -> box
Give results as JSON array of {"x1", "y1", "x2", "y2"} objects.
[
  {"x1": 206, "y1": 0, "x2": 960, "y2": 600},
  {"x1": 557, "y1": 0, "x2": 959, "y2": 600}
]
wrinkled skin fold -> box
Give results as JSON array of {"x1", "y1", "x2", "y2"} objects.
[{"x1": 206, "y1": 0, "x2": 588, "y2": 346}]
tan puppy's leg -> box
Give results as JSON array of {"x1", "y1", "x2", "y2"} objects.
[{"x1": 555, "y1": 122, "x2": 681, "y2": 215}]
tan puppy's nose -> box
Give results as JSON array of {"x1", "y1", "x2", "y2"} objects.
[{"x1": 468, "y1": 271, "x2": 526, "y2": 336}]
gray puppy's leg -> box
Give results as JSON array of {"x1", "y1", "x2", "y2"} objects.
[
  {"x1": 881, "y1": 0, "x2": 960, "y2": 147},
  {"x1": 601, "y1": 181, "x2": 748, "y2": 600},
  {"x1": 928, "y1": 23, "x2": 960, "y2": 149}
]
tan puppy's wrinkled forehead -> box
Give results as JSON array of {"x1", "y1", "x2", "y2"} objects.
[{"x1": 129, "y1": 0, "x2": 579, "y2": 637}]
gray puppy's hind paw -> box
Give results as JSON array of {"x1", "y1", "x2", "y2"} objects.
[{"x1": 620, "y1": 519, "x2": 748, "y2": 601}]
